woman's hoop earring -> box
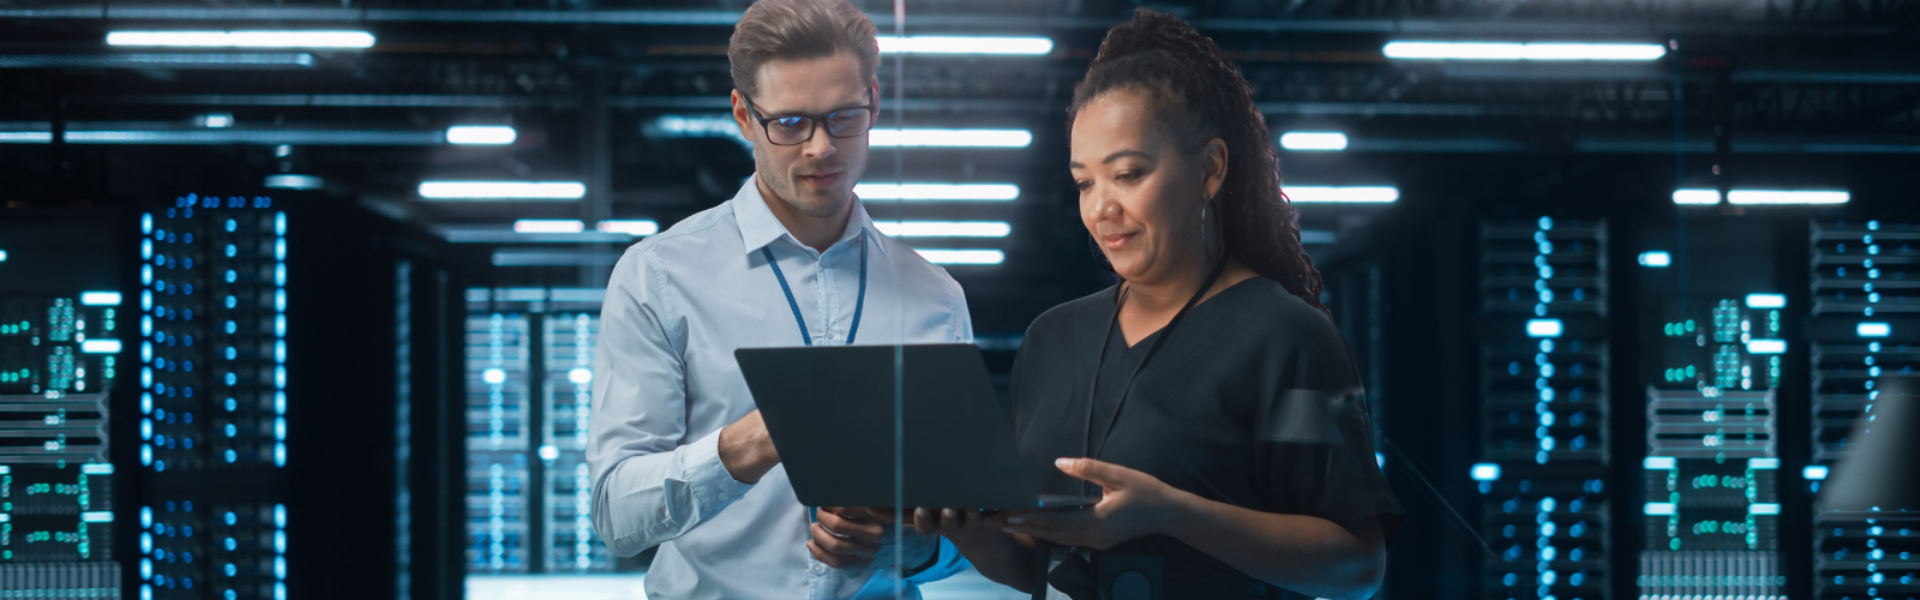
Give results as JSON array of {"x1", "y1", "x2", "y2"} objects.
[{"x1": 1201, "y1": 195, "x2": 1223, "y2": 264}]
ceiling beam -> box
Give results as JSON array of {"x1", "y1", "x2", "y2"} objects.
[{"x1": 0, "y1": 6, "x2": 1893, "y2": 36}]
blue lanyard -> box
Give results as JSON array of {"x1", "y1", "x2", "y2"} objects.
[{"x1": 762, "y1": 231, "x2": 868, "y2": 346}]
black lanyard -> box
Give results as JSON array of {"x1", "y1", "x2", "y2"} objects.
[
  {"x1": 762, "y1": 231, "x2": 868, "y2": 346},
  {"x1": 1081, "y1": 260, "x2": 1229, "y2": 485}
]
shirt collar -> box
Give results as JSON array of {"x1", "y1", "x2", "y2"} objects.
[{"x1": 732, "y1": 173, "x2": 873, "y2": 255}]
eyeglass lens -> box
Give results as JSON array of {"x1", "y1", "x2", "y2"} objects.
[{"x1": 764, "y1": 108, "x2": 873, "y2": 145}]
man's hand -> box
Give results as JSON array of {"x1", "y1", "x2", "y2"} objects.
[
  {"x1": 808, "y1": 507, "x2": 885, "y2": 570},
  {"x1": 717, "y1": 410, "x2": 780, "y2": 484}
]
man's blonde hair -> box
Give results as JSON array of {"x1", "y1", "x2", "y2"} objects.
[{"x1": 728, "y1": 0, "x2": 879, "y2": 99}]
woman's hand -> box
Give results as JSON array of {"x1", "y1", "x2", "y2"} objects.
[
  {"x1": 909, "y1": 507, "x2": 1003, "y2": 551},
  {"x1": 995, "y1": 458, "x2": 1193, "y2": 550},
  {"x1": 858, "y1": 507, "x2": 1004, "y2": 550}
]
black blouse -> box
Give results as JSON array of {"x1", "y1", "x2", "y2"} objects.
[{"x1": 1009, "y1": 277, "x2": 1403, "y2": 600}]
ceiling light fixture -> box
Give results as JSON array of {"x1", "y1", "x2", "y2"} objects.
[
  {"x1": 1284, "y1": 186, "x2": 1400, "y2": 203},
  {"x1": 1383, "y1": 41, "x2": 1666, "y2": 61},
  {"x1": 876, "y1": 35, "x2": 1054, "y2": 55},
  {"x1": 106, "y1": 30, "x2": 376, "y2": 49},
  {"x1": 875, "y1": 221, "x2": 1012, "y2": 238},
  {"x1": 854, "y1": 183, "x2": 1019, "y2": 202},
  {"x1": 446, "y1": 125, "x2": 517, "y2": 145},
  {"x1": 1279, "y1": 132, "x2": 1349, "y2": 151},
  {"x1": 417, "y1": 181, "x2": 586, "y2": 201}
]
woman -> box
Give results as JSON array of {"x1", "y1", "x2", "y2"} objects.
[{"x1": 904, "y1": 9, "x2": 1401, "y2": 600}]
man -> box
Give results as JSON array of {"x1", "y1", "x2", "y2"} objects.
[{"x1": 587, "y1": 0, "x2": 973, "y2": 598}]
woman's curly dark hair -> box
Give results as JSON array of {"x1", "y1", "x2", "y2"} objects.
[{"x1": 1067, "y1": 8, "x2": 1328, "y2": 314}]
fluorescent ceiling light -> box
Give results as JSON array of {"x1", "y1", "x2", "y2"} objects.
[
  {"x1": 1749, "y1": 457, "x2": 1780, "y2": 469},
  {"x1": 648, "y1": 115, "x2": 747, "y2": 148},
  {"x1": 1284, "y1": 186, "x2": 1399, "y2": 203},
  {"x1": 81, "y1": 339, "x2": 124, "y2": 354},
  {"x1": 877, "y1": 35, "x2": 1054, "y2": 55},
  {"x1": 875, "y1": 221, "x2": 1012, "y2": 238},
  {"x1": 855, "y1": 183, "x2": 1019, "y2": 201},
  {"x1": 1638, "y1": 251, "x2": 1671, "y2": 267},
  {"x1": 649, "y1": 119, "x2": 1030, "y2": 149},
  {"x1": 263, "y1": 174, "x2": 323, "y2": 190},
  {"x1": 1677, "y1": 188, "x2": 1849, "y2": 205},
  {"x1": 1469, "y1": 463, "x2": 1501, "y2": 481},
  {"x1": 870, "y1": 129, "x2": 1031, "y2": 148},
  {"x1": 0, "y1": 53, "x2": 317, "y2": 69},
  {"x1": 447, "y1": 125, "x2": 516, "y2": 145},
  {"x1": 513, "y1": 219, "x2": 585, "y2": 234},
  {"x1": 1643, "y1": 456, "x2": 1676, "y2": 470},
  {"x1": 1673, "y1": 189, "x2": 1721, "y2": 205},
  {"x1": 80, "y1": 291, "x2": 123, "y2": 306},
  {"x1": 1745, "y1": 293, "x2": 1786, "y2": 309},
  {"x1": 434, "y1": 226, "x2": 631, "y2": 244},
  {"x1": 492, "y1": 251, "x2": 621, "y2": 267},
  {"x1": 1857, "y1": 322, "x2": 1891, "y2": 338},
  {"x1": 1643, "y1": 502, "x2": 1676, "y2": 516},
  {"x1": 915, "y1": 249, "x2": 1005, "y2": 265},
  {"x1": 0, "y1": 132, "x2": 52, "y2": 143},
  {"x1": 106, "y1": 30, "x2": 376, "y2": 49},
  {"x1": 63, "y1": 129, "x2": 442, "y2": 145},
  {"x1": 418, "y1": 181, "x2": 586, "y2": 201},
  {"x1": 596, "y1": 220, "x2": 659, "y2": 236},
  {"x1": 0, "y1": 250, "x2": 7, "y2": 262},
  {"x1": 1280, "y1": 132, "x2": 1349, "y2": 151},
  {"x1": 653, "y1": 114, "x2": 740, "y2": 137},
  {"x1": 1803, "y1": 465, "x2": 1830, "y2": 480},
  {"x1": 1746, "y1": 339, "x2": 1787, "y2": 354},
  {"x1": 1728, "y1": 190, "x2": 1849, "y2": 205},
  {"x1": 1383, "y1": 41, "x2": 1666, "y2": 61},
  {"x1": 1526, "y1": 318, "x2": 1564, "y2": 338},
  {"x1": 1749, "y1": 503, "x2": 1782, "y2": 515},
  {"x1": 198, "y1": 113, "x2": 233, "y2": 128}
]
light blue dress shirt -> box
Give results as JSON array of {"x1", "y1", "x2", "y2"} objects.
[{"x1": 589, "y1": 176, "x2": 975, "y2": 600}]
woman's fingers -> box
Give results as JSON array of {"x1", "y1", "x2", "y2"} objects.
[
  {"x1": 912, "y1": 508, "x2": 938, "y2": 536},
  {"x1": 899, "y1": 508, "x2": 991, "y2": 536},
  {"x1": 945, "y1": 508, "x2": 976, "y2": 530},
  {"x1": 1054, "y1": 457, "x2": 1142, "y2": 491}
]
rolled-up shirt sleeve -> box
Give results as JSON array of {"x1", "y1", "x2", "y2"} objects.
[{"x1": 588, "y1": 248, "x2": 753, "y2": 557}]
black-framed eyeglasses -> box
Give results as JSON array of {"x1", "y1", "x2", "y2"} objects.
[{"x1": 740, "y1": 94, "x2": 876, "y2": 146}]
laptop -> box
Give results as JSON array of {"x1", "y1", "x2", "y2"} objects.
[{"x1": 735, "y1": 343, "x2": 1098, "y2": 510}]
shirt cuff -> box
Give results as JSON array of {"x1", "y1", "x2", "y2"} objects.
[{"x1": 685, "y1": 427, "x2": 754, "y2": 506}]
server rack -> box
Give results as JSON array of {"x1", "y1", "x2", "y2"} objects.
[
  {"x1": 462, "y1": 287, "x2": 622, "y2": 579},
  {"x1": 125, "y1": 194, "x2": 471, "y2": 600},
  {"x1": 1807, "y1": 220, "x2": 1919, "y2": 600},
  {"x1": 0, "y1": 212, "x2": 126, "y2": 597},
  {"x1": 1476, "y1": 217, "x2": 1613, "y2": 600}
]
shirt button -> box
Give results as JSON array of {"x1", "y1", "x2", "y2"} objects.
[{"x1": 811, "y1": 563, "x2": 826, "y2": 575}]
